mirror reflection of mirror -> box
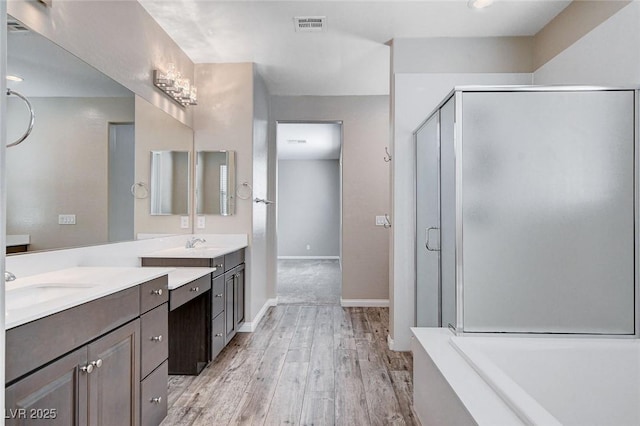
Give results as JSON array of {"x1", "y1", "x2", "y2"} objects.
[
  {"x1": 196, "y1": 150, "x2": 236, "y2": 216},
  {"x1": 150, "y1": 151, "x2": 190, "y2": 216}
]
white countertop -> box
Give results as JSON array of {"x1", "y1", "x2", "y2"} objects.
[
  {"x1": 141, "y1": 243, "x2": 247, "y2": 259},
  {"x1": 5, "y1": 267, "x2": 173, "y2": 330},
  {"x1": 6, "y1": 234, "x2": 30, "y2": 246},
  {"x1": 168, "y1": 268, "x2": 217, "y2": 290}
]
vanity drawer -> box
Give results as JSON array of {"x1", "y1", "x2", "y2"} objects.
[
  {"x1": 141, "y1": 360, "x2": 168, "y2": 426},
  {"x1": 170, "y1": 275, "x2": 211, "y2": 311},
  {"x1": 140, "y1": 275, "x2": 169, "y2": 314},
  {"x1": 141, "y1": 303, "x2": 168, "y2": 379},
  {"x1": 211, "y1": 312, "x2": 226, "y2": 361},
  {"x1": 211, "y1": 275, "x2": 225, "y2": 317},
  {"x1": 211, "y1": 256, "x2": 225, "y2": 277},
  {"x1": 224, "y1": 250, "x2": 244, "y2": 271}
]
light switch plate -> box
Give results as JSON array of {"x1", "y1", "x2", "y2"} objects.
[
  {"x1": 197, "y1": 215, "x2": 206, "y2": 229},
  {"x1": 375, "y1": 215, "x2": 386, "y2": 226},
  {"x1": 58, "y1": 214, "x2": 76, "y2": 225},
  {"x1": 180, "y1": 216, "x2": 189, "y2": 229}
]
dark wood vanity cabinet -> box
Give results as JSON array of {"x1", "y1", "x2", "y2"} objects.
[
  {"x1": 5, "y1": 275, "x2": 170, "y2": 426},
  {"x1": 224, "y1": 263, "x2": 245, "y2": 344},
  {"x1": 141, "y1": 248, "x2": 246, "y2": 369},
  {"x1": 6, "y1": 317, "x2": 141, "y2": 426}
]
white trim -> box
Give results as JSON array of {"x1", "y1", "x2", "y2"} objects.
[
  {"x1": 238, "y1": 298, "x2": 278, "y2": 332},
  {"x1": 278, "y1": 256, "x2": 340, "y2": 260},
  {"x1": 387, "y1": 334, "x2": 395, "y2": 351},
  {"x1": 340, "y1": 298, "x2": 389, "y2": 307}
]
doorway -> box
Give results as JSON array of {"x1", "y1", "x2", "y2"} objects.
[
  {"x1": 276, "y1": 121, "x2": 343, "y2": 305},
  {"x1": 108, "y1": 122, "x2": 135, "y2": 242}
]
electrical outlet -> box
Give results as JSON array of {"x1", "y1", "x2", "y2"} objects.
[
  {"x1": 197, "y1": 215, "x2": 206, "y2": 229},
  {"x1": 306, "y1": 244, "x2": 311, "y2": 251},
  {"x1": 180, "y1": 216, "x2": 190, "y2": 229},
  {"x1": 375, "y1": 215, "x2": 386, "y2": 226},
  {"x1": 58, "y1": 214, "x2": 76, "y2": 225}
]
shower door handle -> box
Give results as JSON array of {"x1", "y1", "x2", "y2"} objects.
[{"x1": 426, "y1": 227, "x2": 440, "y2": 251}]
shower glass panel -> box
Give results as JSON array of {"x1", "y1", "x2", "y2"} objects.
[
  {"x1": 439, "y1": 98, "x2": 457, "y2": 330},
  {"x1": 416, "y1": 112, "x2": 441, "y2": 327},
  {"x1": 461, "y1": 91, "x2": 635, "y2": 333}
]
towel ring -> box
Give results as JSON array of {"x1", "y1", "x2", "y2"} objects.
[
  {"x1": 236, "y1": 182, "x2": 253, "y2": 200},
  {"x1": 130, "y1": 182, "x2": 149, "y2": 199},
  {"x1": 7, "y1": 89, "x2": 35, "y2": 148}
]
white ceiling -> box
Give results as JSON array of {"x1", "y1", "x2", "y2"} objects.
[
  {"x1": 277, "y1": 122, "x2": 342, "y2": 160},
  {"x1": 139, "y1": 0, "x2": 571, "y2": 96}
]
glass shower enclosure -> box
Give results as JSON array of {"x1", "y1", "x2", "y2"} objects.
[{"x1": 415, "y1": 87, "x2": 637, "y2": 334}]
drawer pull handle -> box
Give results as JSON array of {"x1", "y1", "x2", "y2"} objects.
[
  {"x1": 81, "y1": 364, "x2": 94, "y2": 374},
  {"x1": 190, "y1": 286, "x2": 200, "y2": 292},
  {"x1": 150, "y1": 397, "x2": 162, "y2": 404},
  {"x1": 215, "y1": 293, "x2": 223, "y2": 298},
  {"x1": 92, "y1": 359, "x2": 103, "y2": 369},
  {"x1": 152, "y1": 289, "x2": 163, "y2": 296},
  {"x1": 150, "y1": 335, "x2": 163, "y2": 342},
  {"x1": 216, "y1": 264, "x2": 223, "y2": 269},
  {"x1": 215, "y1": 333, "x2": 223, "y2": 337}
]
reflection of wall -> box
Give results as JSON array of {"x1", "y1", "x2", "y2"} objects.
[
  {"x1": 197, "y1": 152, "x2": 227, "y2": 215},
  {"x1": 6, "y1": 97, "x2": 134, "y2": 251},
  {"x1": 278, "y1": 160, "x2": 340, "y2": 257},
  {"x1": 134, "y1": 96, "x2": 193, "y2": 236}
]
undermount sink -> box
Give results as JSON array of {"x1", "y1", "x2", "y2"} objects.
[{"x1": 6, "y1": 283, "x2": 98, "y2": 311}]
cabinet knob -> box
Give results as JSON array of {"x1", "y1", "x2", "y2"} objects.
[
  {"x1": 150, "y1": 397, "x2": 162, "y2": 404},
  {"x1": 92, "y1": 359, "x2": 103, "y2": 369},
  {"x1": 215, "y1": 333, "x2": 223, "y2": 337},
  {"x1": 152, "y1": 289, "x2": 163, "y2": 296},
  {"x1": 215, "y1": 293, "x2": 223, "y2": 298},
  {"x1": 150, "y1": 335, "x2": 163, "y2": 342},
  {"x1": 216, "y1": 264, "x2": 223, "y2": 269},
  {"x1": 190, "y1": 286, "x2": 200, "y2": 292},
  {"x1": 81, "y1": 364, "x2": 94, "y2": 374}
]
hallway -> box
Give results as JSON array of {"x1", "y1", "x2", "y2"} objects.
[
  {"x1": 163, "y1": 305, "x2": 416, "y2": 425},
  {"x1": 277, "y1": 259, "x2": 341, "y2": 305}
]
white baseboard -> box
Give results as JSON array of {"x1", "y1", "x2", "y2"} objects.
[
  {"x1": 387, "y1": 334, "x2": 395, "y2": 351},
  {"x1": 278, "y1": 256, "x2": 340, "y2": 260},
  {"x1": 340, "y1": 298, "x2": 389, "y2": 307},
  {"x1": 238, "y1": 298, "x2": 278, "y2": 332}
]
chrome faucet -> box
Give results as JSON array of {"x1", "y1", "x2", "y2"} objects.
[
  {"x1": 5, "y1": 271, "x2": 16, "y2": 282},
  {"x1": 185, "y1": 237, "x2": 206, "y2": 249}
]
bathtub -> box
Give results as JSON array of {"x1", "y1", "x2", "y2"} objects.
[{"x1": 411, "y1": 328, "x2": 640, "y2": 426}]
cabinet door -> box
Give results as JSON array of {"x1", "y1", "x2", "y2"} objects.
[
  {"x1": 225, "y1": 272, "x2": 236, "y2": 342},
  {"x1": 234, "y1": 265, "x2": 245, "y2": 327},
  {"x1": 6, "y1": 348, "x2": 88, "y2": 426},
  {"x1": 87, "y1": 320, "x2": 140, "y2": 426}
]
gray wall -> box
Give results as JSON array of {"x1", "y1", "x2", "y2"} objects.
[{"x1": 278, "y1": 160, "x2": 340, "y2": 257}]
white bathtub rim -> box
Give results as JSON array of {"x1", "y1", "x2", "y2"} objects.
[
  {"x1": 411, "y1": 328, "x2": 525, "y2": 425},
  {"x1": 450, "y1": 337, "x2": 562, "y2": 426}
]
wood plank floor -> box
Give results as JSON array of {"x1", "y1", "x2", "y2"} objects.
[{"x1": 162, "y1": 306, "x2": 416, "y2": 426}]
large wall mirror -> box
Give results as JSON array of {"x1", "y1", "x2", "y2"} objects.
[
  {"x1": 6, "y1": 16, "x2": 194, "y2": 253},
  {"x1": 196, "y1": 151, "x2": 236, "y2": 216}
]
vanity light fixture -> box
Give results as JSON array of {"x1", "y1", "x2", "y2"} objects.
[
  {"x1": 468, "y1": 0, "x2": 494, "y2": 9},
  {"x1": 153, "y1": 63, "x2": 197, "y2": 107}
]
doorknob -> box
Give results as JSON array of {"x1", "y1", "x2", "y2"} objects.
[{"x1": 426, "y1": 227, "x2": 440, "y2": 251}]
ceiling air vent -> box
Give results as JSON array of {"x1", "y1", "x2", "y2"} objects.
[
  {"x1": 7, "y1": 19, "x2": 30, "y2": 33},
  {"x1": 294, "y1": 16, "x2": 326, "y2": 32},
  {"x1": 287, "y1": 139, "x2": 307, "y2": 144}
]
